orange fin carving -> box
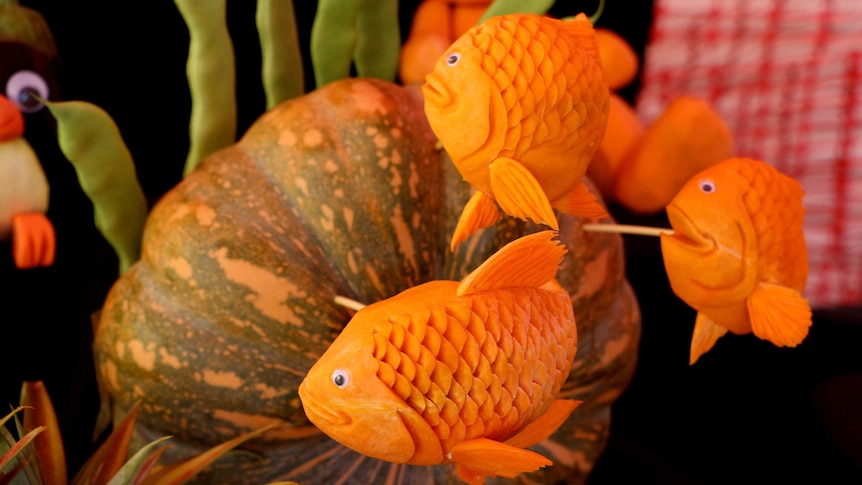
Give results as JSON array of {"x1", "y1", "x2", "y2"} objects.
[
  {"x1": 690, "y1": 312, "x2": 728, "y2": 365},
  {"x1": 748, "y1": 282, "x2": 812, "y2": 347},
  {"x1": 451, "y1": 438, "x2": 552, "y2": 483},
  {"x1": 456, "y1": 230, "x2": 566, "y2": 296},
  {"x1": 12, "y1": 213, "x2": 56, "y2": 269},
  {"x1": 451, "y1": 190, "x2": 502, "y2": 251},
  {"x1": 504, "y1": 399, "x2": 581, "y2": 449},
  {"x1": 551, "y1": 181, "x2": 609, "y2": 220},
  {"x1": 489, "y1": 157, "x2": 558, "y2": 229}
]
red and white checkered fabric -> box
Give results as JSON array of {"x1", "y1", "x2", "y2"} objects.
[{"x1": 636, "y1": 0, "x2": 862, "y2": 309}]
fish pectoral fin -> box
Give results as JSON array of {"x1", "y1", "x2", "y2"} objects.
[
  {"x1": 504, "y1": 399, "x2": 581, "y2": 449},
  {"x1": 450, "y1": 438, "x2": 552, "y2": 483},
  {"x1": 748, "y1": 282, "x2": 812, "y2": 347},
  {"x1": 456, "y1": 230, "x2": 566, "y2": 296},
  {"x1": 690, "y1": 313, "x2": 728, "y2": 365},
  {"x1": 451, "y1": 191, "x2": 502, "y2": 251},
  {"x1": 489, "y1": 157, "x2": 558, "y2": 229},
  {"x1": 551, "y1": 180, "x2": 610, "y2": 220}
]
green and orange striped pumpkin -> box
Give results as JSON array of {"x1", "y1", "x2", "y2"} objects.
[{"x1": 92, "y1": 78, "x2": 641, "y2": 484}]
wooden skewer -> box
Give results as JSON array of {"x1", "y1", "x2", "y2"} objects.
[
  {"x1": 334, "y1": 295, "x2": 367, "y2": 312},
  {"x1": 582, "y1": 223, "x2": 674, "y2": 237}
]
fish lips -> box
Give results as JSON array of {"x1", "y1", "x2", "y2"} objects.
[
  {"x1": 422, "y1": 74, "x2": 452, "y2": 108},
  {"x1": 298, "y1": 383, "x2": 350, "y2": 427},
  {"x1": 665, "y1": 204, "x2": 716, "y2": 253}
]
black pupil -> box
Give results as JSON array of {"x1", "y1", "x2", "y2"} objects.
[
  {"x1": 703, "y1": 184, "x2": 713, "y2": 192},
  {"x1": 17, "y1": 87, "x2": 42, "y2": 109},
  {"x1": 448, "y1": 55, "x2": 457, "y2": 64},
  {"x1": 333, "y1": 373, "x2": 345, "y2": 386}
]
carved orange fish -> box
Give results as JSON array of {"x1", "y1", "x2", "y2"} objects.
[
  {"x1": 298, "y1": 231, "x2": 580, "y2": 484},
  {"x1": 422, "y1": 13, "x2": 610, "y2": 250},
  {"x1": 659, "y1": 157, "x2": 811, "y2": 364}
]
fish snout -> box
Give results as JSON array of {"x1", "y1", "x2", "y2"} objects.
[
  {"x1": 422, "y1": 74, "x2": 452, "y2": 108},
  {"x1": 298, "y1": 382, "x2": 350, "y2": 426},
  {"x1": 0, "y1": 95, "x2": 25, "y2": 142},
  {"x1": 665, "y1": 204, "x2": 715, "y2": 252}
]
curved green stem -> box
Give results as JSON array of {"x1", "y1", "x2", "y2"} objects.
[
  {"x1": 175, "y1": 0, "x2": 237, "y2": 177},
  {"x1": 310, "y1": 0, "x2": 362, "y2": 88},
  {"x1": 479, "y1": 0, "x2": 556, "y2": 24},
  {"x1": 353, "y1": 0, "x2": 399, "y2": 81},
  {"x1": 310, "y1": 0, "x2": 400, "y2": 88},
  {"x1": 256, "y1": 0, "x2": 305, "y2": 109},
  {"x1": 44, "y1": 100, "x2": 147, "y2": 275}
]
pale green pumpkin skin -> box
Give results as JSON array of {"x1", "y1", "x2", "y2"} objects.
[{"x1": 93, "y1": 78, "x2": 640, "y2": 484}]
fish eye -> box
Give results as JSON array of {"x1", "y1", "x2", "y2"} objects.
[
  {"x1": 698, "y1": 179, "x2": 716, "y2": 194},
  {"x1": 446, "y1": 52, "x2": 461, "y2": 67},
  {"x1": 331, "y1": 369, "x2": 350, "y2": 389},
  {"x1": 6, "y1": 70, "x2": 49, "y2": 113}
]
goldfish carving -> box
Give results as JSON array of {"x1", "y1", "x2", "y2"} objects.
[
  {"x1": 660, "y1": 157, "x2": 812, "y2": 364},
  {"x1": 299, "y1": 230, "x2": 580, "y2": 484},
  {"x1": 422, "y1": 13, "x2": 610, "y2": 250}
]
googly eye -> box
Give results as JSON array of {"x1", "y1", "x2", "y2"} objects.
[
  {"x1": 6, "y1": 70, "x2": 49, "y2": 113},
  {"x1": 331, "y1": 369, "x2": 349, "y2": 389},
  {"x1": 698, "y1": 179, "x2": 716, "y2": 194},
  {"x1": 446, "y1": 53, "x2": 461, "y2": 67}
]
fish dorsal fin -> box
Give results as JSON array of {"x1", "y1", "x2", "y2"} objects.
[
  {"x1": 456, "y1": 230, "x2": 566, "y2": 296},
  {"x1": 748, "y1": 282, "x2": 812, "y2": 347},
  {"x1": 557, "y1": 13, "x2": 602, "y2": 68},
  {"x1": 451, "y1": 438, "x2": 552, "y2": 484},
  {"x1": 504, "y1": 399, "x2": 581, "y2": 449}
]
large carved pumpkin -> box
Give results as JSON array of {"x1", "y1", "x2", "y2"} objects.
[{"x1": 92, "y1": 78, "x2": 640, "y2": 484}]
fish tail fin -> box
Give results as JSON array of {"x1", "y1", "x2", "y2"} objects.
[
  {"x1": 690, "y1": 312, "x2": 728, "y2": 365},
  {"x1": 552, "y1": 180, "x2": 609, "y2": 220},
  {"x1": 451, "y1": 190, "x2": 502, "y2": 251},
  {"x1": 504, "y1": 399, "x2": 581, "y2": 449},
  {"x1": 456, "y1": 230, "x2": 566, "y2": 296},
  {"x1": 748, "y1": 282, "x2": 812, "y2": 347},
  {"x1": 451, "y1": 438, "x2": 552, "y2": 483},
  {"x1": 489, "y1": 157, "x2": 559, "y2": 230}
]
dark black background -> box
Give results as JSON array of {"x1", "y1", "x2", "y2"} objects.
[{"x1": 4, "y1": 1, "x2": 861, "y2": 483}]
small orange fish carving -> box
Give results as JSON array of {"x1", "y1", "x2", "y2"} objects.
[
  {"x1": 659, "y1": 157, "x2": 812, "y2": 364},
  {"x1": 422, "y1": 13, "x2": 610, "y2": 250},
  {"x1": 299, "y1": 231, "x2": 580, "y2": 484}
]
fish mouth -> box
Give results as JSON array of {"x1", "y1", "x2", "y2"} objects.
[
  {"x1": 298, "y1": 384, "x2": 350, "y2": 426},
  {"x1": 422, "y1": 74, "x2": 452, "y2": 108},
  {"x1": 665, "y1": 204, "x2": 716, "y2": 253}
]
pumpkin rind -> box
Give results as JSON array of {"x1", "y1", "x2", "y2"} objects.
[{"x1": 93, "y1": 78, "x2": 640, "y2": 484}]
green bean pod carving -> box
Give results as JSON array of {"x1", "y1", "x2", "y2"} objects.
[
  {"x1": 310, "y1": 0, "x2": 400, "y2": 88},
  {"x1": 256, "y1": 0, "x2": 305, "y2": 109},
  {"x1": 45, "y1": 100, "x2": 147, "y2": 275},
  {"x1": 175, "y1": 0, "x2": 237, "y2": 177},
  {"x1": 479, "y1": 0, "x2": 555, "y2": 23}
]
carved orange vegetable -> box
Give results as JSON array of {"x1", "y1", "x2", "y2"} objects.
[
  {"x1": 613, "y1": 95, "x2": 735, "y2": 214},
  {"x1": 594, "y1": 27, "x2": 639, "y2": 90},
  {"x1": 660, "y1": 157, "x2": 811, "y2": 364},
  {"x1": 423, "y1": 13, "x2": 610, "y2": 249},
  {"x1": 586, "y1": 92, "x2": 645, "y2": 198},
  {"x1": 92, "y1": 79, "x2": 640, "y2": 484}
]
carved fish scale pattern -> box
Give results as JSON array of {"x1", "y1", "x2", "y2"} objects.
[
  {"x1": 371, "y1": 289, "x2": 577, "y2": 455},
  {"x1": 738, "y1": 159, "x2": 807, "y2": 290},
  {"x1": 475, "y1": 15, "x2": 605, "y2": 160}
]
